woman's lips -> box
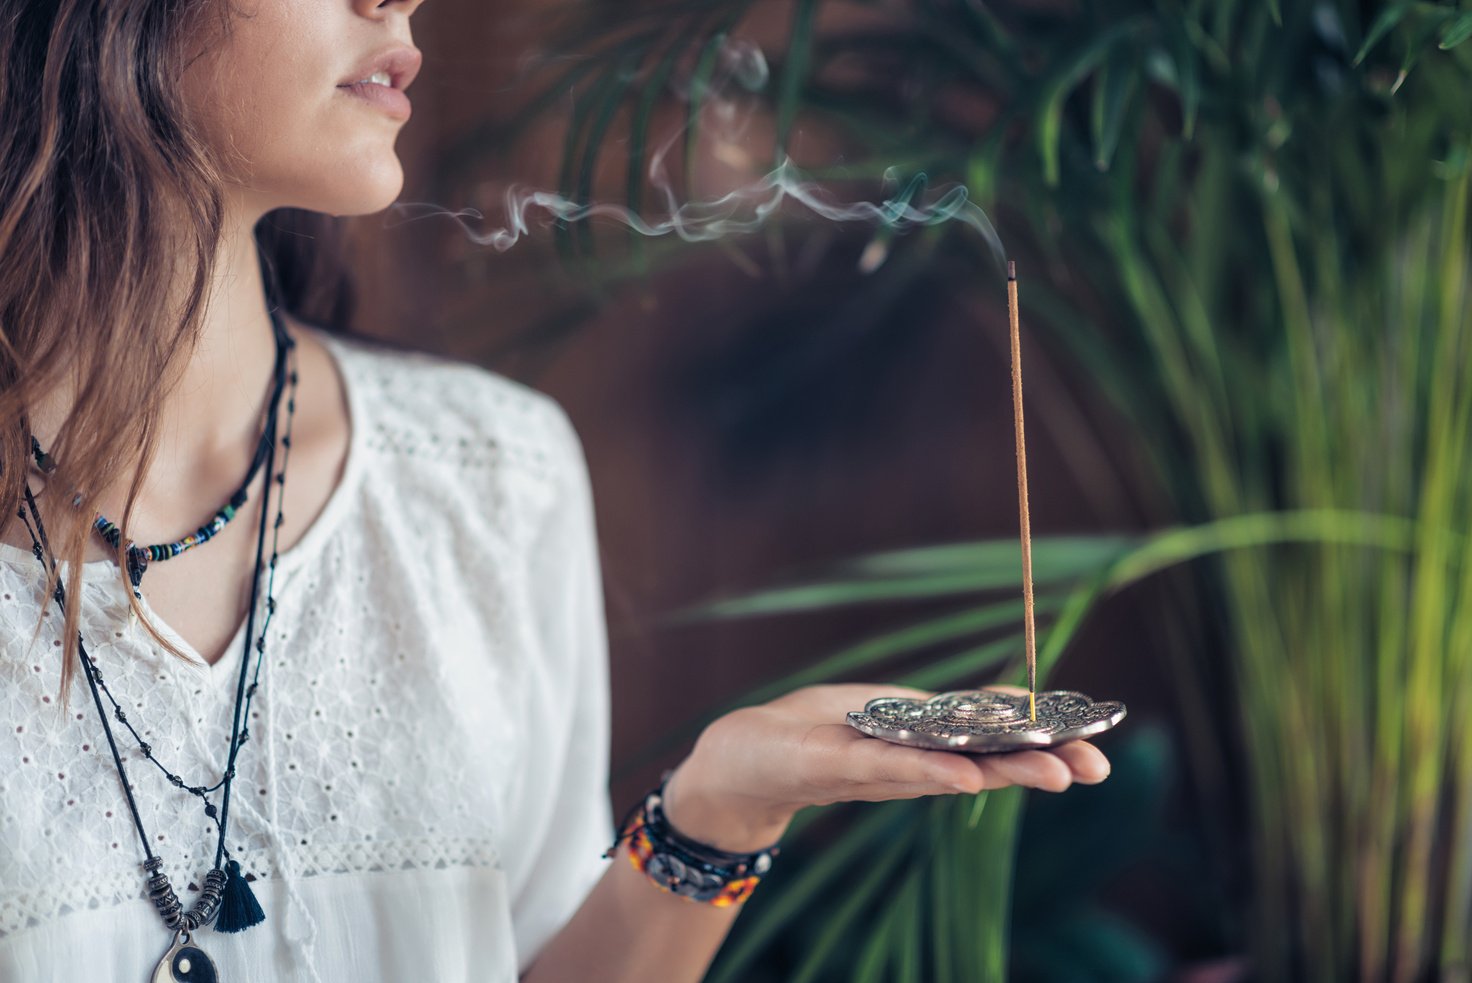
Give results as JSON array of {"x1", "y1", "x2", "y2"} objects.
[{"x1": 337, "y1": 81, "x2": 412, "y2": 121}]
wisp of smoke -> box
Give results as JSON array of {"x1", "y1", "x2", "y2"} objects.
[
  {"x1": 388, "y1": 159, "x2": 1004, "y2": 273},
  {"x1": 388, "y1": 37, "x2": 1003, "y2": 273}
]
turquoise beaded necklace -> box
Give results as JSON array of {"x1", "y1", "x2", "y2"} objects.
[
  {"x1": 28, "y1": 324, "x2": 286, "y2": 598},
  {"x1": 97, "y1": 485, "x2": 250, "y2": 594}
]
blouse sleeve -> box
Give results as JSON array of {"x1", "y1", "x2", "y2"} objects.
[{"x1": 502, "y1": 397, "x2": 615, "y2": 975}]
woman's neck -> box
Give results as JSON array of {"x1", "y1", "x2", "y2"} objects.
[{"x1": 28, "y1": 210, "x2": 284, "y2": 512}]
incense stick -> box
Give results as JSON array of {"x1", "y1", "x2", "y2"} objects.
[{"x1": 1006, "y1": 261, "x2": 1038, "y2": 723}]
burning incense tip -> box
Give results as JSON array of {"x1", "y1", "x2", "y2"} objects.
[{"x1": 1007, "y1": 260, "x2": 1017, "y2": 281}]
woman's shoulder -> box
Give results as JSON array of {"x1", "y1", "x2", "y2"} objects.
[
  {"x1": 318, "y1": 327, "x2": 559, "y2": 421},
  {"x1": 312, "y1": 326, "x2": 576, "y2": 461}
]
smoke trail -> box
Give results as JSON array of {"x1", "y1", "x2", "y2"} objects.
[
  {"x1": 388, "y1": 160, "x2": 1004, "y2": 272},
  {"x1": 388, "y1": 36, "x2": 1004, "y2": 272}
]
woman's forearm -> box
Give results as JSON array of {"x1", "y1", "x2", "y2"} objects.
[
  {"x1": 521, "y1": 761, "x2": 792, "y2": 983},
  {"x1": 519, "y1": 837, "x2": 744, "y2": 983}
]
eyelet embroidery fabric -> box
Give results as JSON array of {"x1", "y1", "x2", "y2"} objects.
[{"x1": 0, "y1": 329, "x2": 614, "y2": 982}]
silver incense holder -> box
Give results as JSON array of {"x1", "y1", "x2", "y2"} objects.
[{"x1": 847, "y1": 689, "x2": 1126, "y2": 753}]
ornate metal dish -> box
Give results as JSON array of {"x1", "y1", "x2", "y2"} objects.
[{"x1": 847, "y1": 689, "x2": 1126, "y2": 753}]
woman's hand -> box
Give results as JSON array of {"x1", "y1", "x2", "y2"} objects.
[{"x1": 660, "y1": 683, "x2": 1112, "y2": 852}]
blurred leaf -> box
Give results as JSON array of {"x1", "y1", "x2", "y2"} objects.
[
  {"x1": 684, "y1": 32, "x2": 728, "y2": 193},
  {"x1": 898, "y1": 635, "x2": 1027, "y2": 690},
  {"x1": 895, "y1": 875, "x2": 923, "y2": 983},
  {"x1": 852, "y1": 870, "x2": 920, "y2": 983},
  {"x1": 554, "y1": 54, "x2": 622, "y2": 263},
  {"x1": 707, "y1": 803, "x2": 907, "y2": 983},
  {"x1": 1441, "y1": 13, "x2": 1472, "y2": 49},
  {"x1": 1038, "y1": 20, "x2": 1147, "y2": 185},
  {"x1": 966, "y1": 787, "x2": 1025, "y2": 981},
  {"x1": 956, "y1": 0, "x2": 1014, "y2": 53},
  {"x1": 1103, "y1": 511, "x2": 1419, "y2": 589},
  {"x1": 1090, "y1": 56, "x2": 1140, "y2": 170},
  {"x1": 966, "y1": 135, "x2": 1004, "y2": 208},
  {"x1": 664, "y1": 535, "x2": 1136, "y2": 620},
  {"x1": 834, "y1": 535, "x2": 1138, "y2": 579},
  {"x1": 788, "y1": 830, "x2": 914, "y2": 983},
  {"x1": 1395, "y1": 6, "x2": 1458, "y2": 91},
  {"x1": 574, "y1": 54, "x2": 639, "y2": 257},
  {"x1": 730, "y1": 598, "x2": 1059, "y2": 701},
  {"x1": 1168, "y1": 19, "x2": 1201, "y2": 139},
  {"x1": 626, "y1": 39, "x2": 688, "y2": 242},
  {"x1": 667, "y1": 570, "x2": 1000, "y2": 615},
  {"x1": 1355, "y1": 2, "x2": 1413, "y2": 65},
  {"x1": 776, "y1": 0, "x2": 820, "y2": 160}
]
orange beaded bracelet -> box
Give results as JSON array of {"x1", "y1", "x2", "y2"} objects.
[{"x1": 604, "y1": 777, "x2": 780, "y2": 907}]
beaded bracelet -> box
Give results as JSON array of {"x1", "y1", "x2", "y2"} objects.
[{"x1": 604, "y1": 773, "x2": 780, "y2": 907}]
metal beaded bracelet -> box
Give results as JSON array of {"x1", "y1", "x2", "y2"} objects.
[{"x1": 604, "y1": 774, "x2": 780, "y2": 907}]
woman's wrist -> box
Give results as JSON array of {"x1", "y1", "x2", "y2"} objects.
[{"x1": 660, "y1": 759, "x2": 794, "y2": 854}]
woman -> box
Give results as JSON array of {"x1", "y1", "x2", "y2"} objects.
[{"x1": 0, "y1": 1, "x2": 1112, "y2": 981}]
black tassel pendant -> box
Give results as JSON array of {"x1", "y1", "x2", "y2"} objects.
[{"x1": 213, "y1": 859, "x2": 265, "y2": 933}]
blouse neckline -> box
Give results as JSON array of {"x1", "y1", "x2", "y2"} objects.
[{"x1": 0, "y1": 324, "x2": 366, "y2": 593}]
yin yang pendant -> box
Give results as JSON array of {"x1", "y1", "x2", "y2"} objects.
[
  {"x1": 150, "y1": 927, "x2": 219, "y2": 983},
  {"x1": 847, "y1": 688, "x2": 1126, "y2": 753}
]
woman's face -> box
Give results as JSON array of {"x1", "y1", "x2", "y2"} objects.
[{"x1": 180, "y1": 0, "x2": 429, "y2": 221}]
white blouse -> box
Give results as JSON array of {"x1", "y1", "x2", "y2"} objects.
[{"x1": 0, "y1": 327, "x2": 614, "y2": 982}]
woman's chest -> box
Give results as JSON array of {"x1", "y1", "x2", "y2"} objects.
[{"x1": 0, "y1": 543, "x2": 535, "y2": 939}]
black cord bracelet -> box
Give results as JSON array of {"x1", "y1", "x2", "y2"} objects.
[{"x1": 604, "y1": 772, "x2": 781, "y2": 906}]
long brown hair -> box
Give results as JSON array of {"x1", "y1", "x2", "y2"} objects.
[{"x1": 0, "y1": 0, "x2": 359, "y2": 703}]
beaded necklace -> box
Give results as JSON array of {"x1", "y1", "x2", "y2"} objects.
[
  {"x1": 16, "y1": 301, "x2": 299, "y2": 983},
  {"x1": 29, "y1": 368, "x2": 280, "y2": 597}
]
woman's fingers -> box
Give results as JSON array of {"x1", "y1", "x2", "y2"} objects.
[
  {"x1": 752, "y1": 690, "x2": 1114, "y2": 808},
  {"x1": 812, "y1": 727, "x2": 977, "y2": 795},
  {"x1": 1051, "y1": 740, "x2": 1110, "y2": 783},
  {"x1": 837, "y1": 752, "x2": 1064, "y2": 803},
  {"x1": 981, "y1": 749, "x2": 1072, "y2": 791},
  {"x1": 977, "y1": 741, "x2": 1111, "y2": 791},
  {"x1": 830, "y1": 726, "x2": 1110, "y2": 801}
]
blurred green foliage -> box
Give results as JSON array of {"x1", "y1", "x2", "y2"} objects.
[{"x1": 455, "y1": 0, "x2": 1472, "y2": 978}]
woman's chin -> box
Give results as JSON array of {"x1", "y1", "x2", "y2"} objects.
[
  {"x1": 313, "y1": 170, "x2": 405, "y2": 217},
  {"x1": 265, "y1": 155, "x2": 406, "y2": 217}
]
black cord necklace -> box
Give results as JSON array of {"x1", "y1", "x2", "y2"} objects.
[
  {"x1": 16, "y1": 304, "x2": 299, "y2": 983},
  {"x1": 28, "y1": 347, "x2": 286, "y2": 598},
  {"x1": 21, "y1": 313, "x2": 295, "y2": 808}
]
